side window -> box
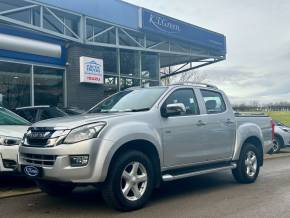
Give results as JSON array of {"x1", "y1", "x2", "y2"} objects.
[
  {"x1": 163, "y1": 89, "x2": 199, "y2": 116},
  {"x1": 201, "y1": 89, "x2": 226, "y2": 114}
]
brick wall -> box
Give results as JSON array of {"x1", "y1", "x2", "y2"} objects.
[{"x1": 66, "y1": 43, "x2": 107, "y2": 110}]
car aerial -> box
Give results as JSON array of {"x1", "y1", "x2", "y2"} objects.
[
  {"x1": 19, "y1": 83, "x2": 273, "y2": 211},
  {"x1": 271, "y1": 120, "x2": 290, "y2": 153},
  {"x1": 14, "y1": 105, "x2": 68, "y2": 123},
  {"x1": 0, "y1": 107, "x2": 30, "y2": 173}
]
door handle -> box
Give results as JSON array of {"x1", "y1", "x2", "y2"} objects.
[
  {"x1": 225, "y1": 119, "x2": 234, "y2": 125},
  {"x1": 196, "y1": 120, "x2": 207, "y2": 127}
]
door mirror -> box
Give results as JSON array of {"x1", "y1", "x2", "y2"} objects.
[{"x1": 163, "y1": 103, "x2": 186, "y2": 117}]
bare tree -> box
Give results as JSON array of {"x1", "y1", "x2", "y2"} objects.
[
  {"x1": 161, "y1": 68, "x2": 207, "y2": 85},
  {"x1": 160, "y1": 66, "x2": 171, "y2": 86},
  {"x1": 178, "y1": 70, "x2": 207, "y2": 83}
]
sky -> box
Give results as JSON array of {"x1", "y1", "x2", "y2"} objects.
[{"x1": 124, "y1": 0, "x2": 290, "y2": 104}]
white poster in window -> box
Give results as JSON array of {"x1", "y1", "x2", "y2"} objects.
[{"x1": 80, "y1": 56, "x2": 104, "y2": 84}]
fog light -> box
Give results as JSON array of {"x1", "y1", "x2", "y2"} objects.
[
  {"x1": 70, "y1": 155, "x2": 89, "y2": 167},
  {"x1": 3, "y1": 159, "x2": 17, "y2": 169}
]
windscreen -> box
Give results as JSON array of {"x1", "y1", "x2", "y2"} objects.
[{"x1": 89, "y1": 88, "x2": 167, "y2": 113}]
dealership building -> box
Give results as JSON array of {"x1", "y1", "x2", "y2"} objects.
[{"x1": 0, "y1": 0, "x2": 226, "y2": 110}]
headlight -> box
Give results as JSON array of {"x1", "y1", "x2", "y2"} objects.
[
  {"x1": 0, "y1": 135, "x2": 22, "y2": 146},
  {"x1": 63, "y1": 122, "x2": 106, "y2": 144}
]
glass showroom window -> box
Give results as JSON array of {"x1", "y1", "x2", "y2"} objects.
[
  {"x1": 120, "y1": 49, "x2": 140, "y2": 78},
  {"x1": 0, "y1": 61, "x2": 31, "y2": 109},
  {"x1": 43, "y1": 10, "x2": 64, "y2": 34},
  {"x1": 141, "y1": 52, "x2": 159, "y2": 81},
  {"x1": 34, "y1": 66, "x2": 64, "y2": 107},
  {"x1": 94, "y1": 47, "x2": 117, "y2": 75},
  {"x1": 86, "y1": 21, "x2": 116, "y2": 44},
  {"x1": 104, "y1": 75, "x2": 119, "y2": 98},
  {"x1": 119, "y1": 29, "x2": 144, "y2": 47},
  {"x1": 120, "y1": 77, "x2": 140, "y2": 90},
  {"x1": 141, "y1": 80, "x2": 159, "y2": 87}
]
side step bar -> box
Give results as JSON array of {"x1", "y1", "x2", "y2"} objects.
[{"x1": 162, "y1": 163, "x2": 237, "y2": 182}]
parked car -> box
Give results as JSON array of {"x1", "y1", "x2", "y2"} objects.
[
  {"x1": 271, "y1": 120, "x2": 290, "y2": 153},
  {"x1": 19, "y1": 83, "x2": 273, "y2": 211},
  {"x1": 0, "y1": 107, "x2": 30, "y2": 173},
  {"x1": 14, "y1": 106, "x2": 68, "y2": 123}
]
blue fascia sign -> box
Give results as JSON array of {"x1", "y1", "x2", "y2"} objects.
[
  {"x1": 0, "y1": 25, "x2": 66, "y2": 66},
  {"x1": 141, "y1": 9, "x2": 226, "y2": 55}
]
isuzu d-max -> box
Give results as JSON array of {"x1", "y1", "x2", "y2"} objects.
[{"x1": 19, "y1": 83, "x2": 273, "y2": 211}]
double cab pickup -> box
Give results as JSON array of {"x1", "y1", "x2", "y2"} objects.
[{"x1": 19, "y1": 83, "x2": 273, "y2": 211}]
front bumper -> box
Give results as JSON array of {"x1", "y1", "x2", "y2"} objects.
[
  {"x1": 19, "y1": 138, "x2": 114, "y2": 183},
  {"x1": 0, "y1": 145, "x2": 19, "y2": 172}
]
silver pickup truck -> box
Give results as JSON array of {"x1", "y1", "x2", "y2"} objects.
[{"x1": 19, "y1": 83, "x2": 273, "y2": 211}]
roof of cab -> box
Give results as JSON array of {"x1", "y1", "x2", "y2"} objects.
[{"x1": 15, "y1": 105, "x2": 52, "y2": 110}]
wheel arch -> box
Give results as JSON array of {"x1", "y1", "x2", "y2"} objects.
[
  {"x1": 233, "y1": 123, "x2": 264, "y2": 163},
  {"x1": 106, "y1": 139, "x2": 161, "y2": 188},
  {"x1": 274, "y1": 133, "x2": 284, "y2": 147}
]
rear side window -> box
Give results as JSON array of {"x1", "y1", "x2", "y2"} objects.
[
  {"x1": 201, "y1": 90, "x2": 226, "y2": 114},
  {"x1": 163, "y1": 88, "x2": 199, "y2": 116}
]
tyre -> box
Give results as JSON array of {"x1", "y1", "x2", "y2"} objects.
[
  {"x1": 36, "y1": 180, "x2": 75, "y2": 196},
  {"x1": 232, "y1": 143, "x2": 260, "y2": 184},
  {"x1": 102, "y1": 150, "x2": 155, "y2": 211},
  {"x1": 272, "y1": 135, "x2": 283, "y2": 154}
]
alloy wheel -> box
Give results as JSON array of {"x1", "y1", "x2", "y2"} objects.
[
  {"x1": 272, "y1": 140, "x2": 279, "y2": 153},
  {"x1": 120, "y1": 161, "x2": 148, "y2": 201},
  {"x1": 245, "y1": 151, "x2": 258, "y2": 177}
]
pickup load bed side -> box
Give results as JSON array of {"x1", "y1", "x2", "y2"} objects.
[
  {"x1": 19, "y1": 83, "x2": 273, "y2": 211},
  {"x1": 233, "y1": 115, "x2": 273, "y2": 162}
]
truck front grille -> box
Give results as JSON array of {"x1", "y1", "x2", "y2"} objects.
[
  {"x1": 26, "y1": 138, "x2": 50, "y2": 146},
  {"x1": 21, "y1": 153, "x2": 57, "y2": 167},
  {"x1": 22, "y1": 127, "x2": 69, "y2": 147},
  {"x1": 23, "y1": 128, "x2": 55, "y2": 147}
]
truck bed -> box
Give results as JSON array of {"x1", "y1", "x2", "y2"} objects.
[
  {"x1": 235, "y1": 114, "x2": 273, "y2": 153},
  {"x1": 235, "y1": 114, "x2": 271, "y2": 130}
]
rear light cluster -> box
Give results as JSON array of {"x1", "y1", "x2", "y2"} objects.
[{"x1": 271, "y1": 120, "x2": 275, "y2": 140}]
